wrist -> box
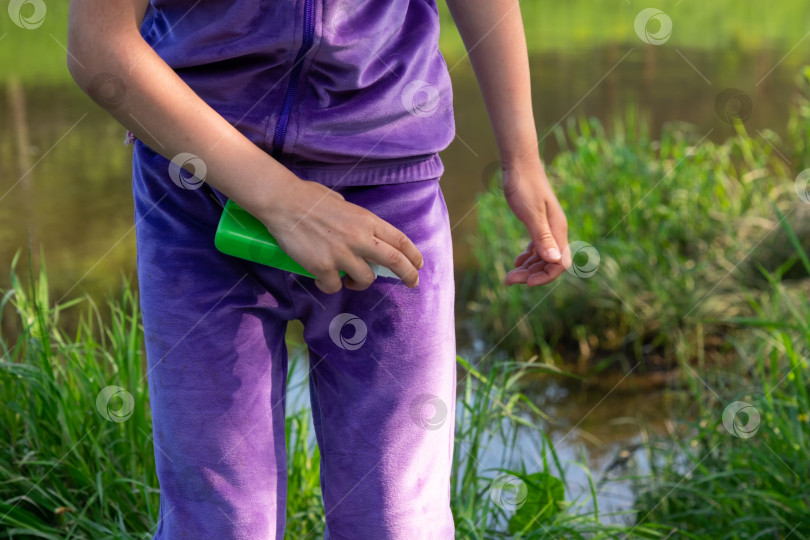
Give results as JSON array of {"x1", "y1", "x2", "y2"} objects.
[
  {"x1": 242, "y1": 161, "x2": 305, "y2": 234},
  {"x1": 498, "y1": 152, "x2": 549, "y2": 198},
  {"x1": 499, "y1": 139, "x2": 542, "y2": 166},
  {"x1": 494, "y1": 117, "x2": 540, "y2": 165},
  {"x1": 208, "y1": 139, "x2": 305, "y2": 231},
  {"x1": 500, "y1": 150, "x2": 544, "y2": 175}
]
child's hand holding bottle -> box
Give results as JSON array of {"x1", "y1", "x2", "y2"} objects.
[{"x1": 247, "y1": 177, "x2": 424, "y2": 294}]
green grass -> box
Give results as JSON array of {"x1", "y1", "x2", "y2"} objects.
[
  {"x1": 788, "y1": 66, "x2": 810, "y2": 172},
  {"x1": 0, "y1": 249, "x2": 157, "y2": 539},
  {"x1": 3, "y1": 236, "x2": 808, "y2": 538},
  {"x1": 631, "y1": 208, "x2": 810, "y2": 538},
  {"x1": 466, "y1": 68, "x2": 810, "y2": 369},
  {"x1": 0, "y1": 248, "x2": 669, "y2": 538}
]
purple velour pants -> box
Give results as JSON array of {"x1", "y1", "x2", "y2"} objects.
[{"x1": 132, "y1": 143, "x2": 457, "y2": 540}]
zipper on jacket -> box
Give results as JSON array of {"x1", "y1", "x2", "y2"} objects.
[{"x1": 272, "y1": 0, "x2": 315, "y2": 158}]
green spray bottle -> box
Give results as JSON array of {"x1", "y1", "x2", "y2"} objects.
[{"x1": 214, "y1": 198, "x2": 399, "y2": 280}]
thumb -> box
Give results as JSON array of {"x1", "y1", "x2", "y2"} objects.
[
  {"x1": 528, "y1": 218, "x2": 561, "y2": 263},
  {"x1": 327, "y1": 188, "x2": 345, "y2": 201}
]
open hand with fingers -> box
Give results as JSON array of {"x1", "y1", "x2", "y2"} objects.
[{"x1": 501, "y1": 157, "x2": 571, "y2": 287}]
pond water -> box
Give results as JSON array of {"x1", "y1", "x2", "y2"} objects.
[
  {"x1": 283, "y1": 337, "x2": 682, "y2": 525},
  {"x1": 0, "y1": 41, "x2": 805, "y2": 521}
]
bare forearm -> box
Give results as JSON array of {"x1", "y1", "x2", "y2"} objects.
[
  {"x1": 444, "y1": 0, "x2": 539, "y2": 165},
  {"x1": 66, "y1": 0, "x2": 302, "y2": 227}
]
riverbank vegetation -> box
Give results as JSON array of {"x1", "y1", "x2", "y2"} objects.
[
  {"x1": 0, "y1": 251, "x2": 670, "y2": 538},
  {"x1": 466, "y1": 67, "x2": 810, "y2": 375},
  {"x1": 3, "y1": 65, "x2": 810, "y2": 534},
  {"x1": 2, "y1": 237, "x2": 809, "y2": 537}
]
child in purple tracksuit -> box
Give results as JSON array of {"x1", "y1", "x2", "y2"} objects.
[{"x1": 67, "y1": 0, "x2": 569, "y2": 538}]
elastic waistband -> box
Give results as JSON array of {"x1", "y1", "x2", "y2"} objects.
[
  {"x1": 128, "y1": 134, "x2": 444, "y2": 188},
  {"x1": 279, "y1": 153, "x2": 445, "y2": 187}
]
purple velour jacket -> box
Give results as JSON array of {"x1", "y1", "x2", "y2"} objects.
[{"x1": 135, "y1": 0, "x2": 457, "y2": 187}]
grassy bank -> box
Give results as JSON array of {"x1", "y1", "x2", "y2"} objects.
[
  {"x1": 0, "y1": 251, "x2": 157, "y2": 538},
  {"x1": 2, "y1": 223, "x2": 809, "y2": 537},
  {"x1": 632, "y1": 211, "x2": 810, "y2": 537},
  {"x1": 0, "y1": 250, "x2": 669, "y2": 538},
  {"x1": 460, "y1": 64, "x2": 810, "y2": 536},
  {"x1": 466, "y1": 67, "x2": 810, "y2": 369}
]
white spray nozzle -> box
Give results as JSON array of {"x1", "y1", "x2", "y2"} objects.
[{"x1": 368, "y1": 262, "x2": 401, "y2": 280}]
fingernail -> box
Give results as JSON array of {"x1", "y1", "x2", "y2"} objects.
[{"x1": 547, "y1": 248, "x2": 561, "y2": 260}]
